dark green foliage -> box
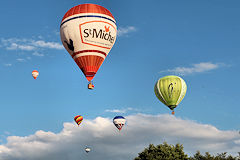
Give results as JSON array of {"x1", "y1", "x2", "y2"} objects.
[
  {"x1": 134, "y1": 142, "x2": 189, "y2": 160},
  {"x1": 189, "y1": 151, "x2": 215, "y2": 160},
  {"x1": 190, "y1": 151, "x2": 240, "y2": 160},
  {"x1": 134, "y1": 142, "x2": 240, "y2": 160}
]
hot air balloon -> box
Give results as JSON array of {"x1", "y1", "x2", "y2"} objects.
[
  {"x1": 154, "y1": 75, "x2": 187, "y2": 115},
  {"x1": 32, "y1": 70, "x2": 39, "y2": 79},
  {"x1": 85, "y1": 146, "x2": 91, "y2": 153},
  {"x1": 74, "y1": 115, "x2": 83, "y2": 126},
  {"x1": 113, "y1": 116, "x2": 126, "y2": 131},
  {"x1": 60, "y1": 4, "x2": 117, "y2": 89}
]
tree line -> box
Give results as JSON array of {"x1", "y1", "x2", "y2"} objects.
[{"x1": 134, "y1": 142, "x2": 240, "y2": 160}]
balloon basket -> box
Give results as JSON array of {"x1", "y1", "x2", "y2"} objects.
[{"x1": 88, "y1": 83, "x2": 94, "y2": 90}]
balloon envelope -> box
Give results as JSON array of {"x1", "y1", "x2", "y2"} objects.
[
  {"x1": 85, "y1": 147, "x2": 91, "y2": 153},
  {"x1": 74, "y1": 115, "x2": 83, "y2": 126},
  {"x1": 113, "y1": 116, "x2": 126, "y2": 131},
  {"x1": 154, "y1": 75, "x2": 187, "y2": 114},
  {"x1": 60, "y1": 4, "x2": 117, "y2": 82},
  {"x1": 32, "y1": 70, "x2": 39, "y2": 79}
]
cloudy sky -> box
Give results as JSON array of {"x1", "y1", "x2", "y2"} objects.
[
  {"x1": 0, "y1": 0, "x2": 240, "y2": 159},
  {"x1": 0, "y1": 114, "x2": 240, "y2": 160}
]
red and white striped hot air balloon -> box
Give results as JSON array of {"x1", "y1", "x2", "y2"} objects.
[
  {"x1": 60, "y1": 4, "x2": 117, "y2": 89},
  {"x1": 32, "y1": 70, "x2": 39, "y2": 79}
]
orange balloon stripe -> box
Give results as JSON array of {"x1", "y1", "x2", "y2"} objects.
[
  {"x1": 62, "y1": 4, "x2": 115, "y2": 22},
  {"x1": 74, "y1": 115, "x2": 80, "y2": 120},
  {"x1": 74, "y1": 115, "x2": 83, "y2": 125},
  {"x1": 74, "y1": 55, "x2": 104, "y2": 81},
  {"x1": 74, "y1": 115, "x2": 83, "y2": 120},
  {"x1": 76, "y1": 120, "x2": 82, "y2": 124},
  {"x1": 76, "y1": 117, "x2": 83, "y2": 122}
]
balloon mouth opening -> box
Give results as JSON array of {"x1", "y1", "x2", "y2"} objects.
[
  {"x1": 168, "y1": 105, "x2": 177, "y2": 110},
  {"x1": 85, "y1": 72, "x2": 95, "y2": 75},
  {"x1": 85, "y1": 73, "x2": 95, "y2": 81}
]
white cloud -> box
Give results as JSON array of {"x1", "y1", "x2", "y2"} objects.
[
  {"x1": 31, "y1": 40, "x2": 63, "y2": 50},
  {"x1": 0, "y1": 114, "x2": 239, "y2": 160},
  {"x1": 3, "y1": 64, "x2": 12, "y2": 67},
  {"x1": 6, "y1": 43, "x2": 35, "y2": 51},
  {"x1": 32, "y1": 52, "x2": 44, "y2": 57},
  {"x1": 105, "y1": 109, "x2": 126, "y2": 113},
  {"x1": 105, "y1": 107, "x2": 136, "y2": 114},
  {"x1": 16, "y1": 58, "x2": 26, "y2": 62},
  {"x1": 0, "y1": 38, "x2": 63, "y2": 51},
  {"x1": 118, "y1": 26, "x2": 137, "y2": 36},
  {"x1": 160, "y1": 62, "x2": 223, "y2": 75}
]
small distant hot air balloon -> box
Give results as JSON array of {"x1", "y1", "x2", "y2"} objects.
[
  {"x1": 60, "y1": 4, "x2": 117, "y2": 90},
  {"x1": 85, "y1": 146, "x2": 91, "y2": 153},
  {"x1": 74, "y1": 115, "x2": 83, "y2": 126},
  {"x1": 154, "y1": 75, "x2": 187, "y2": 115},
  {"x1": 113, "y1": 116, "x2": 126, "y2": 131},
  {"x1": 32, "y1": 70, "x2": 39, "y2": 79}
]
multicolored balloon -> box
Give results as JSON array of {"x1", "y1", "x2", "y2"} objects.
[
  {"x1": 60, "y1": 4, "x2": 117, "y2": 89},
  {"x1": 154, "y1": 75, "x2": 187, "y2": 115},
  {"x1": 113, "y1": 116, "x2": 126, "y2": 131},
  {"x1": 74, "y1": 115, "x2": 83, "y2": 126},
  {"x1": 32, "y1": 70, "x2": 39, "y2": 79}
]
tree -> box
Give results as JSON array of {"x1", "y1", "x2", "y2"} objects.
[
  {"x1": 190, "y1": 151, "x2": 240, "y2": 160},
  {"x1": 134, "y1": 142, "x2": 240, "y2": 160},
  {"x1": 189, "y1": 151, "x2": 214, "y2": 160},
  {"x1": 134, "y1": 142, "x2": 189, "y2": 160}
]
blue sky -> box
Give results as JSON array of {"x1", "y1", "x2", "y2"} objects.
[{"x1": 0, "y1": 0, "x2": 240, "y2": 159}]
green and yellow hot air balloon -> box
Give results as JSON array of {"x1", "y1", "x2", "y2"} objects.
[{"x1": 154, "y1": 75, "x2": 187, "y2": 115}]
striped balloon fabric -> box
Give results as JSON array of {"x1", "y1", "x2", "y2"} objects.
[
  {"x1": 113, "y1": 116, "x2": 126, "y2": 131},
  {"x1": 60, "y1": 4, "x2": 117, "y2": 86},
  {"x1": 74, "y1": 115, "x2": 83, "y2": 126},
  {"x1": 32, "y1": 70, "x2": 39, "y2": 79}
]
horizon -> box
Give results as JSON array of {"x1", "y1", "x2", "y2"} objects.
[{"x1": 0, "y1": 0, "x2": 239, "y2": 159}]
